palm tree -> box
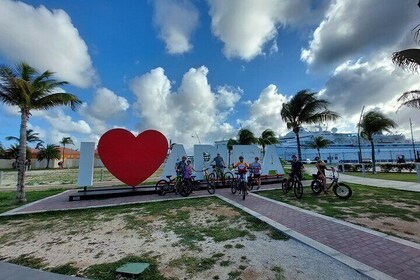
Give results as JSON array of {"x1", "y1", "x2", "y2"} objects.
[
  {"x1": 6, "y1": 128, "x2": 44, "y2": 148},
  {"x1": 226, "y1": 138, "x2": 239, "y2": 166},
  {"x1": 308, "y1": 136, "x2": 332, "y2": 158},
  {"x1": 60, "y1": 136, "x2": 74, "y2": 167},
  {"x1": 280, "y1": 90, "x2": 340, "y2": 161},
  {"x1": 359, "y1": 110, "x2": 397, "y2": 174},
  {"x1": 391, "y1": 2, "x2": 420, "y2": 109},
  {"x1": 37, "y1": 144, "x2": 61, "y2": 169},
  {"x1": 0, "y1": 62, "x2": 81, "y2": 203},
  {"x1": 237, "y1": 128, "x2": 257, "y2": 145},
  {"x1": 258, "y1": 129, "x2": 278, "y2": 155},
  {"x1": 5, "y1": 144, "x2": 32, "y2": 168}
]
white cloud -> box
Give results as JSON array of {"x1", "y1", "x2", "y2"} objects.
[
  {"x1": 301, "y1": 0, "x2": 418, "y2": 69},
  {"x1": 42, "y1": 109, "x2": 92, "y2": 134},
  {"x1": 152, "y1": 0, "x2": 199, "y2": 54},
  {"x1": 320, "y1": 54, "x2": 420, "y2": 140},
  {"x1": 129, "y1": 66, "x2": 241, "y2": 150},
  {"x1": 238, "y1": 84, "x2": 288, "y2": 136},
  {"x1": 207, "y1": 0, "x2": 327, "y2": 61},
  {"x1": 87, "y1": 88, "x2": 129, "y2": 120},
  {"x1": 0, "y1": 0, "x2": 97, "y2": 88}
]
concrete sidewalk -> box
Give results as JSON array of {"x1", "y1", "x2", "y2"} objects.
[
  {"x1": 305, "y1": 166, "x2": 420, "y2": 192},
  {"x1": 0, "y1": 261, "x2": 87, "y2": 280}
]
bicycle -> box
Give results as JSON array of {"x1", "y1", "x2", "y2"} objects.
[
  {"x1": 281, "y1": 173, "x2": 303, "y2": 199},
  {"x1": 155, "y1": 175, "x2": 192, "y2": 197},
  {"x1": 206, "y1": 165, "x2": 234, "y2": 192},
  {"x1": 231, "y1": 172, "x2": 248, "y2": 200},
  {"x1": 189, "y1": 168, "x2": 217, "y2": 194},
  {"x1": 310, "y1": 167, "x2": 352, "y2": 199}
]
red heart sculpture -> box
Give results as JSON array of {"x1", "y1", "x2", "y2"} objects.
[{"x1": 98, "y1": 129, "x2": 168, "y2": 186}]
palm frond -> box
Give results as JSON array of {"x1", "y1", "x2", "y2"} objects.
[
  {"x1": 397, "y1": 90, "x2": 420, "y2": 110},
  {"x1": 392, "y1": 49, "x2": 420, "y2": 72}
]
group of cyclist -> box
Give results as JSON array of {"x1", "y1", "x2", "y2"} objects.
[
  {"x1": 175, "y1": 152, "x2": 331, "y2": 195},
  {"x1": 286, "y1": 154, "x2": 330, "y2": 193},
  {"x1": 175, "y1": 153, "x2": 262, "y2": 194}
]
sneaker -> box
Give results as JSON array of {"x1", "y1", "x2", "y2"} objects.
[{"x1": 257, "y1": 186, "x2": 261, "y2": 190}]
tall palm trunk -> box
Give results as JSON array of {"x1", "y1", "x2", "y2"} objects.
[
  {"x1": 317, "y1": 148, "x2": 321, "y2": 158},
  {"x1": 62, "y1": 144, "x2": 66, "y2": 167},
  {"x1": 16, "y1": 110, "x2": 28, "y2": 203},
  {"x1": 370, "y1": 140, "x2": 376, "y2": 174},
  {"x1": 295, "y1": 131, "x2": 302, "y2": 161}
]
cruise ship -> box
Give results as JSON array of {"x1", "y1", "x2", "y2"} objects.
[{"x1": 276, "y1": 126, "x2": 420, "y2": 164}]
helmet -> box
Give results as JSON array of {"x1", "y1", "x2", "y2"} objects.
[
  {"x1": 239, "y1": 156, "x2": 244, "y2": 160},
  {"x1": 255, "y1": 157, "x2": 259, "y2": 160},
  {"x1": 291, "y1": 155, "x2": 297, "y2": 159},
  {"x1": 314, "y1": 156, "x2": 320, "y2": 161},
  {"x1": 182, "y1": 155, "x2": 187, "y2": 160}
]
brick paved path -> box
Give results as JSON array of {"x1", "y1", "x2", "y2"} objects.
[{"x1": 217, "y1": 189, "x2": 420, "y2": 280}]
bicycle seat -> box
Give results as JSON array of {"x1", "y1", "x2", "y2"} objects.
[
  {"x1": 312, "y1": 174, "x2": 318, "y2": 179},
  {"x1": 191, "y1": 176, "x2": 196, "y2": 179},
  {"x1": 166, "y1": 175, "x2": 172, "y2": 179}
]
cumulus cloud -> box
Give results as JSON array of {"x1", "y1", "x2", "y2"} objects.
[
  {"x1": 238, "y1": 84, "x2": 288, "y2": 136},
  {"x1": 320, "y1": 54, "x2": 420, "y2": 139},
  {"x1": 0, "y1": 0, "x2": 97, "y2": 88},
  {"x1": 301, "y1": 0, "x2": 418, "y2": 69},
  {"x1": 42, "y1": 109, "x2": 92, "y2": 134},
  {"x1": 86, "y1": 88, "x2": 129, "y2": 120},
  {"x1": 129, "y1": 66, "x2": 241, "y2": 149},
  {"x1": 207, "y1": 0, "x2": 327, "y2": 60},
  {"x1": 152, "y1": 0, "x2": 199, "y2": 54}
]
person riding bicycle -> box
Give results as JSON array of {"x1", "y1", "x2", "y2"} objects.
[
  {"x1": 211, "y1": 153, "x2": 226, "y2": 178},
  {"x1": 286, "y1": 155, "x2": 304, "y2": 189},
  {"x1": 315, "y1": 156, "x2": 331, "y2": 194},
  {"x1": 233, "y1": 156, "x2": 249, "y2": 194},
  {"x1": 249, "y1": 156, "x2": 262, "y2": 190}
]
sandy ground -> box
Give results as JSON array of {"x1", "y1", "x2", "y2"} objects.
[{"x1": 0, "y1": 204, "x2": 368, "y2": 280}]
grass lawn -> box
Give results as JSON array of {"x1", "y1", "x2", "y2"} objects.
[
  {"x1": 0, "y1": 189, "x2": 64, "y2": 214},
  {"x1": 344, "y1": 171, "x2": 418, "y2": 182},
  {"x1": 258, "y1": 183, "x2": 420, "y2": 243},
  {"x1": 0, "y1": 197, "x2": 290, "y2": 280}
]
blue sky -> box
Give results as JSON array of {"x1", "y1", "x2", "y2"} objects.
[{"x1": 0, "y1": 0, "x2": 419, "y2": 153}]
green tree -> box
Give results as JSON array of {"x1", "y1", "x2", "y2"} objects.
[
  {"x1": 280, "y1": 90, "x2": 340, "y2": 161},
  {"x1": 60, "y1": 136, "x2": 74, "y2": 167},
  {"x1": 396, "y1": 90, "x2": 420, "y2": 110},
  {"x1": 308, "y1": 136, "x2": 332, "y2": 158},
  {"x1": 359, "y1": 110, "x2": 397, "y2": 174},
  {"x1": 0, "y1": 62, "x2": 81, "y2": 203},
  {"x1": 5, "y1": 144, "x2": 32, "y2": 167},
  {"x1": 237, "y1": 128, "x2": 257, "y2": 145},
  {"x1": 6, "y1": 128, "x2": 44, "y2": 148},
  {"x1": 37, "y1": 144, "x2": 61, "y2": 169},
  {"x1": 258, "y1": 129, "x2": 278, "y2": 155}
]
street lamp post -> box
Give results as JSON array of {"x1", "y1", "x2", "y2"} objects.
[
  {"x1": 192, "y1": 133, "x2": 201, "y2": 144},
  {"x1": 410, "y1": 118, "x2": 417, "y2": 162},
  {"x1": 357, "y1": 105, "x2": 365, "y2": 163}
]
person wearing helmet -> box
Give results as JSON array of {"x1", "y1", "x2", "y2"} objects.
[
  {"x1": 249, "y1": 156, "x2": 262, "y2": 190},
  {"x1": 233, "y1": 156, "x2": 250, "y2": 194},
  {"x1": 285, "y1": 155, "x2": 304, "y2": 190}
]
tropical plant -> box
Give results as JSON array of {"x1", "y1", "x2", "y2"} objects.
[
  {"x1": 37, "y1": 144, "x2": 61, "y2": 169},
  {"x1": 391, "y1": 2, "x2": 420, "y2": 110},
  {"x1": 0, "y1": 62, "x2": 81, "y2": 203},
  {"x1": 237, "y1": 128, "x2": 257, "y2": 145},
  {"x1": 226, "y1": 138, "x2": 239, "y2": 166},
  {"x1": 6, "y1": 128, "x2": 44, "y2": 148},
  {"x1": 280, "y1": 90, "x2": 340, "y2": 161},
  {"x1": 60, "y1": 136, "x2": 74, "y2": 167},
  {"x1": 359, "y1": 110, "x2": 397, "y2": 174},
  {"x1": 308, "y1": 136, "x2": 332, "y2": 158},
  {"x1": 5, "y1": 144, "x2": 32, "y2": 167},
  {"x1": 258, "y1": 129, "x2": 278, "y2": 155}
]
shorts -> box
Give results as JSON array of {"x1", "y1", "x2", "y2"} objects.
[
  {"x1": 253, "y1": 174, "x2": 261, "y2": 178},
  {"x1": 289, "y1": 172, "x2": 302, "y2": 180}
]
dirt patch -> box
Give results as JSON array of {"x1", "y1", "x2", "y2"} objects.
[{"x1": 345, "y1": 216, "x2": 420, "y2": 243}]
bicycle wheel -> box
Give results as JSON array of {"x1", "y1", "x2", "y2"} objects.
[
  {"x1": 155, "y1": 180, "x2": 168, "y2": 196},
  {"x1": 281, "y1": 179, "x2": 290, "y2": 194},
  {"x1": 239, "y1": 181, "x2": 246, "y2": 200},
  {"x1": 231, "y1": 180, "x2": 238, "y2": 194},
  {"x1": 310, "y1": 180, "x2": 323, "y2": 195},
  {"x1": 180, "y1": 180, "x2": 192, "y2": 197},
  {"x1": 333, "y1": 183, "x2": 352, "y2": 199},
  {"x1": 247, "y1": 177, "x2": 255, "y2": 191},
  {"x1": 294, "y1": 180, "x2": 303, "y2": 199},
  {"x1": 207, "y1": 180, "x2": 216, "y2": 194},
  {"x1": 223, "y1": 171, "x2": 234, "y2": 186},
  {"x1": 207, "y1": 173, "x2": 216, "y2": 187}
]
